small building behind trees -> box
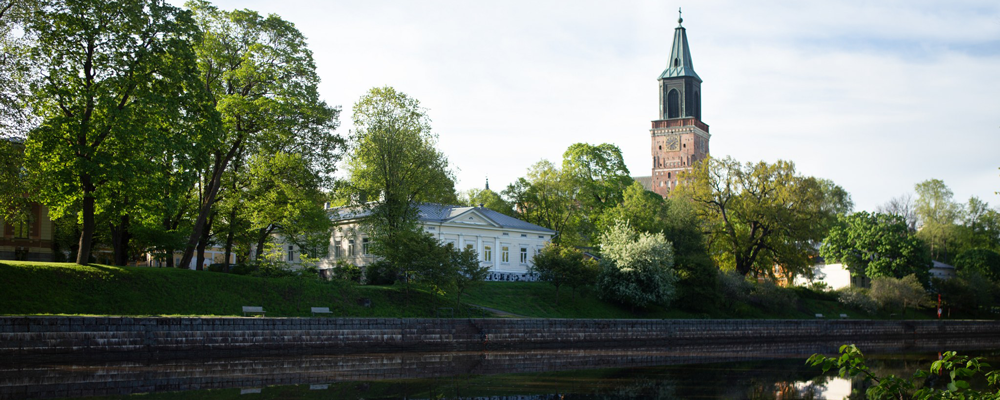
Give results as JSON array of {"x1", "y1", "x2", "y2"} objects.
[{"x1": 326, "y1": 203, "x2": 554, "y2": 281}]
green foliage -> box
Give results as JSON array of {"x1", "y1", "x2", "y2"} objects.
[
  {"x1": 935, "y1": 270, "x2": 997, "y2": 313},
  {"x1": 329, "y1": 260, "x2": 363, "y2": 283},
  {"x1": 23, "y1": 0, "x2": 217, "y2": 265},
  {"x1": 956, "y1": 197, "x2": 1000, "y2": 255},
  {"x1": 837, "y1": 286, "x2": 878, "y2": 315},
  {"x1": 504, "y1": 143, "x2": 633, "y2": 248},
  {"x1": 869, "y1": 274, "x2": 928, "y2": 313},
  {"x1": 676, "y1": 156, "x2": 851, "y2": 278},
  {"x1": 821, "y1": 211, "x2": 932, "y2": 283},
  {"x1": 461, "y1": 188, "x2": 515, "y2": 216},
  {"x1": 596, "y1": 220, "x2": 678, "y2": 309},
  {"x1": 0, "y1": 141, "x2": 29, "y2": 222},
  {"x1": 808, "y1": 344, "x2": 1000, "y2": 399},
  {"x1": 915, "y1": 179, "x2": 962, "y2": 263},
  {"x1": 503, "y1": 160, "x2": 574, "y2": 243},
  {"x1": 531, "y1": 243, "x2": 598, "y2": 306},
  {"x1": 452, "y1": 245, "x2": 490, "y2": 307},
  {"x1": 955, "y1": 249, "x2": 1000, "y2": 283},
  {"x1": 178, "y1": 0, "x2": 341, "y2": 269}
]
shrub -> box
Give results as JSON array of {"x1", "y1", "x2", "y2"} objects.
[
  {"x1": 330, "y1": 260, "x2": 363, "y2": 283},
  {"x1": 869, "y1": 274, "x2": 928, "y2": 312},
  {"x1": 935, "y1": 270, "x2": 996, "y2": 312},
  {"x1": 716, "y1": 269, "x2": 752, "y2": 304},
  {"x1": 596, "y1": 220, "x2": 678, "y2": 309},
  {"x1": 837, "y1": 286, "x2": 877, "y2": 315},
  {"x1": 362, "y1": 260, "x2": 397, "y2": 285},
  {"x1": 748, "y1": 281, "x2": 798, "y2": 312}
]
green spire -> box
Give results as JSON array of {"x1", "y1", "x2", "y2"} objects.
[{"x1": 659, "y1": 8, "x2": 701, "y2": 81}]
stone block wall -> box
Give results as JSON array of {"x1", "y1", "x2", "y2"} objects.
[{"x1": 1, "y1": 317, "x2": 998, "y2": 358}]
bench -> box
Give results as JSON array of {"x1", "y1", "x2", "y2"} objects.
[
  {"x1": 311, "y1": 307, "x2": 333, "y2": 316},
  {"x1": 814, "y1": 313, "x2": 824, "y2": 319},
  {"x1": 242, "y1": 306, "x2": 266, "y2": 317},
  {"x1": 840, "y1": 314, "x2": 848, "y2": 319}
]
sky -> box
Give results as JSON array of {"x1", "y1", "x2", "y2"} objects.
[{"x1": 171, "y1": 0, "x2": 1000, "y2": 212}]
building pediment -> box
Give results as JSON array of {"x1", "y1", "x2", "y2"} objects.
[{"x1": 444, "y1": 209, "x2": 501, "y2": 228}]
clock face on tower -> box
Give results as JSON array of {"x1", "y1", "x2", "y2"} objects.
[{"x1": 665, "y1": 135, "x2": 679, "y2": 151}]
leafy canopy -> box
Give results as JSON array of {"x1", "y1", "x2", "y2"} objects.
[{"x1": 820, "y1": 211, "x2": 932, "y2": 283}]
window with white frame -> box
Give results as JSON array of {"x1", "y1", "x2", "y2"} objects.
[
  {"x1": 362, "y1": 238, "x2": 370, "y2": 255},
  {"x1": 287, "y1": 245, "x2": 294, "y2": 262},
  {"x1": 334, "y1": 240, "x2": 341, "y2": 258},
  {"x1": 348, "y1": 239, "x2": 355, "y2": 256},
  {"x1": 484, "y1": 245, "x2": 493, "y2": 262},
  {"x1": 519, "y1": 246, "x2": 528, "y2": 264},
  {"x1": 501, "y1": 246, "x2": 509, "y2": 263}
]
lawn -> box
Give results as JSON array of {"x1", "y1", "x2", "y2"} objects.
[{"x1": 0, "y1": 260, "x2": 976, "y2": 320}]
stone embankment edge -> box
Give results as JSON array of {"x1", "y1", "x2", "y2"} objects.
[{"x1": 1, "y1": 316, "x2": 997, "y2": 357}]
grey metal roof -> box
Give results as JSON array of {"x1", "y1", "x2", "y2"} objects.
[
  {"x1": 659, "y1": 21, "x2": 701, "y2": 81},
  {"x1": 931, "y1": 260, "x2": 955, "y2": 270},
  {"x1": 416, "y1": 203, "x2": 556, "y2": 234},
  {"x1": 331, "y1": 203, "x2": 556, "y2": 234},
  {"x1": 633, "y1": 176, "x2": 653, "y2": 192}
]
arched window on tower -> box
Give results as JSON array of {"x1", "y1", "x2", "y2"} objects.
[
  {"x1": 694, "y1": 91, "x2": 701, "y2": 120},
  {"x1": 667, "y1": 89, "x2": 680, "y2": 119}
]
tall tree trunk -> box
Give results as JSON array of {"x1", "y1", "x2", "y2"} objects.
[
  {"x1": 178, "y1": 136, "x2": 244, "y2": 270},
  {"x1": 223, "y1": 206, "x2": 238, "y2": 273},
  {"x1": 76, "y1": 177, "x2": 96, "y2": 265},
  {"x1": 253, "y1": 224, "x2": 275, "y2": 261},
  {"x1": 163, "y1": 215, "x2": 175, "y2": 268},
  {"x1": 195, "y1": 211, "x2": 215, "y2": 271},
  {"x1": 109, "y1": 214, "x2": 131, "y2": 266}
]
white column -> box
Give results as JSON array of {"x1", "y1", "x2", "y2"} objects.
[
  {"x1": 494, "y1": 236, "x2": 500, "y2": 271},
  {"x1": 477, "y1": 236, "x2": 483, "y2": 261},
  {"x1": 458, "y1": 233, "x2": 464, "y2": 249}
]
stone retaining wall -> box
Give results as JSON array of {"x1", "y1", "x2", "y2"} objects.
[{"x1": 1, "y1": 317, "x2": 998, "y2": 357}]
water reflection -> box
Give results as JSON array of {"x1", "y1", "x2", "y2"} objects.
[{"x1": 1, "y1": 337, "x2": 998, "y2": 399}]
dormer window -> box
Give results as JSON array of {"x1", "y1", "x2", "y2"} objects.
[{"x1": 673, "y1": 58, "x2": 679, "y2": 67}]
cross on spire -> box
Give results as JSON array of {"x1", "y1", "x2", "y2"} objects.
[{"x1": 678, "y1": 7, "x2": 683, "y2": 26}]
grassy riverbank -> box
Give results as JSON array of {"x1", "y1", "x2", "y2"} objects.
[{"x1": 0, "y1": 260, "x2": 972, "y2": 319}]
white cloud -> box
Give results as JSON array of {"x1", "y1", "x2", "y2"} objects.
[{"x1": 170, "y1": 0, "x2": 1000, "y2": 211}]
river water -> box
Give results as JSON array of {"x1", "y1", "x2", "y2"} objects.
[{"x1": 2, "y1": 337, "x2": 998, "y2": 399}]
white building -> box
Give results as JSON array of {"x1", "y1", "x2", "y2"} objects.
[{"x1": 325, "y1": 203, "x2": 555, "y2": 281}]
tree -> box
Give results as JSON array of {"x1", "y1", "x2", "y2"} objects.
[
  {"x1": 953, "y1": 248, "x2": 1000, "y2": 283},
  {"x1": 0, "y1": 0, "x2": 41, "y2": 141},
  {"x1": 876, "y1": 193, "x2": 918, "y2": 232},
  {"x1": 531, "y1": 243, "x2": 597, "y2": 305},
  {"x1": 914, "y1": 179, "x2": 960, "y2": 263},
  {"x1": 820, "y1": 212, "x2": 932, "y2": 283},
  {"x1": 346, "y1": 86, "x2": 455, "y2": 260},
  {"x1": 451, "y1": 245, "x2": 489, "y2": 308},
  {"x1": 460, "y1": 187, "x2": 515, "y2": 216},
  {"x1": 955, "y1": 196, "x2": 1000, "y2": 254},
  {"x1": 177, "y1": 0, "x2": 341, "y2": 270},
  {"x1": 22, "y1": 0, "x2": 215, "y2": 265},
  {"x1": 560, "y1": 143, "x2": 632, "y2": 246},
  {"x1": 596, "y1": 220, "x2": 678, "y2": 309},
  {"x1": 602, "y1": 181, "x2": 718, "y2": 311},
  {"x1": 675, "y1": 156, "x2": 850, "y2": 278},
  {"x1": 503, "y1": 160, "x2": 572, "y2": 242}
]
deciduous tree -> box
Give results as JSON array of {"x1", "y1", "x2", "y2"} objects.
[
  {"x1": 346, "y1": 86, "x2": 455, "y2": 252},
  {"x1": 178, "y1": 0, "x2": 340, "y2": 269},
  {"x1": 820, "y1": 211, "x2": 931, "y2": 283},
  {"x1": 531, "y1": 243, "x2": 596, "y2": 305},
  {"x1": 676, "y1": 156, "x2": 849, "y2": 278},
  {"x1": 23, "y1": 0, "x2": 214, "y2": 265},
  {"x1": 914, "y1": 179, "x2": 960, "y2": 263}
]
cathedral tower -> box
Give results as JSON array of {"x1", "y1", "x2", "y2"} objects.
[{"x1": 650, "y1": 10, "x2": 710, "y2": 197}]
